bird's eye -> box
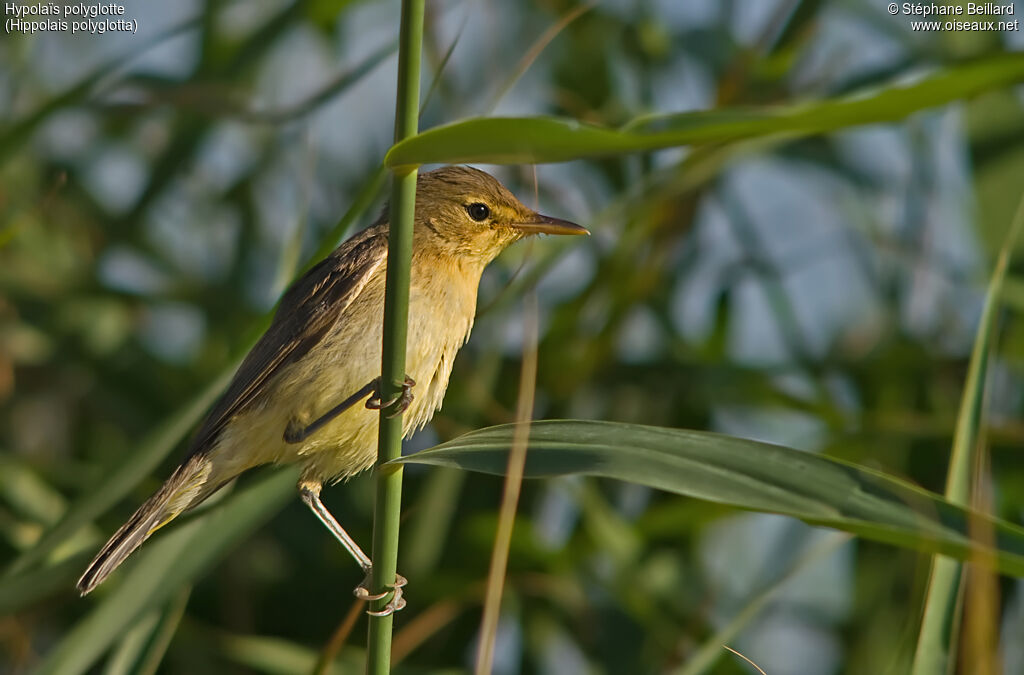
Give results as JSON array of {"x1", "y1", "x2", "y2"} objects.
[{"x1": 466, "y1": 203, "x2": 490, "y2": 221}]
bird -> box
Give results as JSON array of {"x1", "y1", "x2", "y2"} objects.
[{"x1": 77, "y1": 166, "x2": 588, "y2": 614}]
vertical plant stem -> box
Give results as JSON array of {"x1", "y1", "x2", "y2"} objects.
[
  {"x1": 911, "y1": 194, "x2": 1024, "y2": 675},
  {"x1": 475, "y1": 295, "x2": 539, "y2": 675},
  {"x1": 366, "y1": 1, "x2": 424, "y2": 674},
  {"x1": 313, "y1": 600, "x2": 364, "y2": 675}
]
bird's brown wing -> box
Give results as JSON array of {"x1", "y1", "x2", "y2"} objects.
[{"x1": 187, "y1": 224, "x2": 389, "y2": 456}]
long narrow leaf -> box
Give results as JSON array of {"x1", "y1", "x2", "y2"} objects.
[
  {"x1": 0, "y1": 554, "x2": 86, "y2": 615},
  {"x1": 912, "y1": 193, "x2": 1024, "y2": 674},
  {"x1": 102, "y1": 608, "x2": 161, "y2": 675},
  {"x1": 2, "y1": 369, "x2": 233, "y2": 578},
  {"x1": 221, "y1": 632, "x2": 364, "y2": 675},
  {"x1": 393, "y1": 421, "x2": 1024, "y2": 575},
  {"x1": 384, "y1": 53, "x2": 1024, "y2": 169},
  {"x1": 33, "y1": 468, "x2": 298, "y2": 675}
]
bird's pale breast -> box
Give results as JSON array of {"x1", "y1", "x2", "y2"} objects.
[{"x1": 208, "y1": 258, "x2": 478, "y2": 484}]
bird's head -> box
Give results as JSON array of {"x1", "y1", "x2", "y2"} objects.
[{"x1": 411, "y1": 166, "x2": 587, "y2": 263}]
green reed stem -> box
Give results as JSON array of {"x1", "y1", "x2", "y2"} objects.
[{"x1": 366, "y1": 1, "x2": 424, "y2": 673}]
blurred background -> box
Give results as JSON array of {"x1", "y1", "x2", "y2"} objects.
[{"x1": 3, "y1": 1, "x2": 1024, "y2": 673}]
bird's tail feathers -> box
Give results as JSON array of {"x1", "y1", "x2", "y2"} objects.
[{"x1": 77, "y1": 454, "x2": 213, "y2": 595}]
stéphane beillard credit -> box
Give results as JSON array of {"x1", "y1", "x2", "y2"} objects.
[{"x1": 902, "y1": 3, "x2": 1014, "y2": 15}]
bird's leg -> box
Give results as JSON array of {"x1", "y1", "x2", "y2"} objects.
[
  {"x1": 365, "y1": 375, "x2": 416, "y2": 419},
  {"x1": 299, "y1": 480, "x2": 407, "y2": 616},
  {"x1": 299, "y1": 481, "x2": 373, "y2": 570},
  {"x1": 283, "y1": 379, "x2": 380, "y2": 443}
]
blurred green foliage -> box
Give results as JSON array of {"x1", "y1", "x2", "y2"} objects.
[{"x1": 3, "y1": 1, "x2": 1024, "y2": 674}]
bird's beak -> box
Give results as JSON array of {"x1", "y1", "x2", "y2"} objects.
[{"x1": 511, "y1": 213, "x2": 589, "y2": 236}]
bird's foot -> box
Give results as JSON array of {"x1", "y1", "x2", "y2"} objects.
[
  {"x1": 355, "y1": 572, "x2": 408, "y2": 616},
  {"x1": 365, "y1": 375, "x2": 416, "y2": 419}
]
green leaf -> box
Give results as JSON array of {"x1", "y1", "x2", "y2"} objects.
[
  {"x1": 0, "y1": 554, "x2": 86, "y2": 616},
  {"x1": 1002, "y1": 275, "x2": 1024, "y2": 313},
  {"x1": 384, "y1": 53, "x2": 1024, "y2": 169},
  {"x1": 221, "y1": 632, "x2": 364, "y2": 675},
  {"x1": 102, "y1": 608, "x2": 162, "y2": 675},
  {"x1": 911, "y1": 193, "x2": 1024, "y2": 674},
  {"x1": 102, "y1": 587, "x2": 189, "y2": 675},
  {"x1": 2, "y1": 368, "x2": 234, "y2": 578},
  {"x1": 32, "y1": 467, "x2": 298, "y2": 675},
  {"x1": 394, "y1": 420, "x2": 1024, "y2": 575}
]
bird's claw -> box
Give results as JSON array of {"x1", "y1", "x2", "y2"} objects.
[
  {"x1": 365, "y1": 376, "x2": 416, "y2": 418},
  {"x1": 355, "y1": 573, "x2": 408, "y2": 616}
]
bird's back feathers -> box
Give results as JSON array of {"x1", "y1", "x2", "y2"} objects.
[{"x1": 187, "y1": 226, "x2": 389, "y2": 458}]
